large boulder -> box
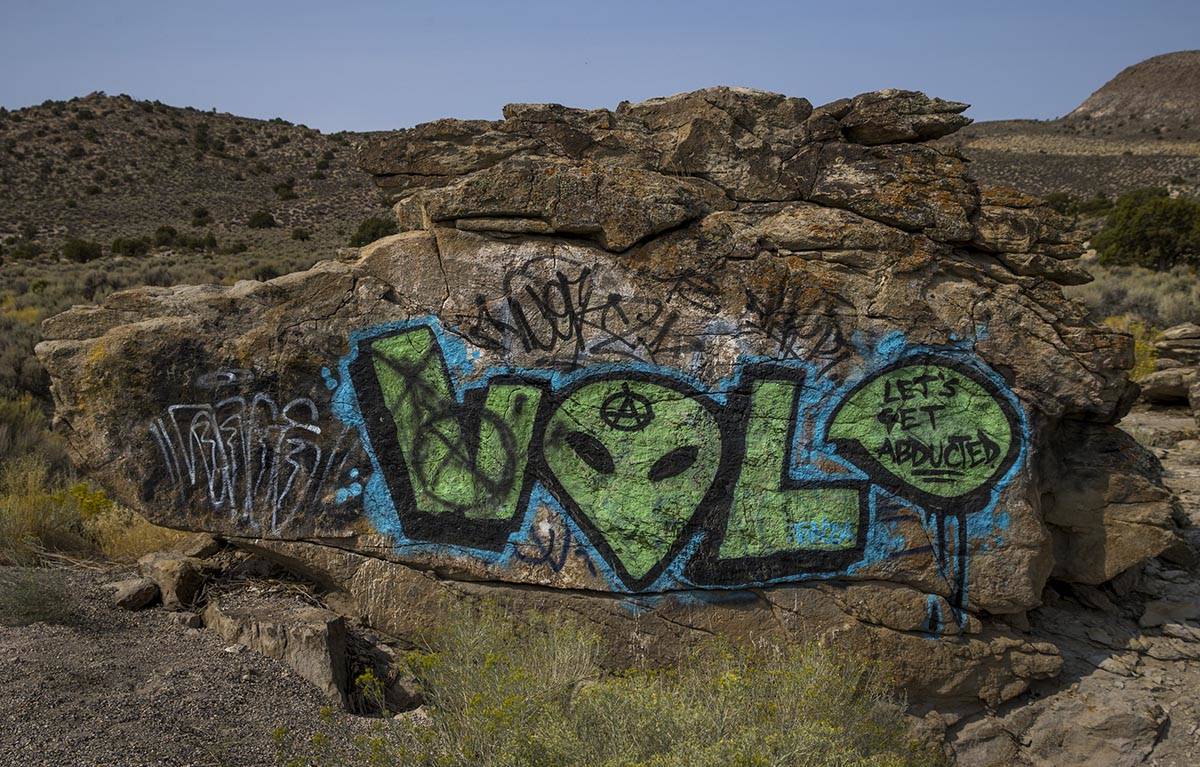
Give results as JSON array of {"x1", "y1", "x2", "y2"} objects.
[{"x1": 36, "y1": 88, "x2": 1179, "y2": 704}]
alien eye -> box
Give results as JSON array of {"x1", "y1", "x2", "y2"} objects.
[
  {"x1": 648, "y1": 445, "x2": 698, "y2": 482},
  {"x1": 565, "y1": 430, "x2": 615, "y2": 475}
]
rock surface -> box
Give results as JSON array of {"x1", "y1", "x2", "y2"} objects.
[
  {"x1": 948, "y1": 405, "x2": 1200, "y2": 765},
  {"x1": 36, "y1": 87, "x2": 1181, "y2": 703},
  {"x1": 137, "y1": 552, "x2": 206, "y2": 611},
  {"x1": 108, "y1": 577, "x2": 159, "y2": 611}
]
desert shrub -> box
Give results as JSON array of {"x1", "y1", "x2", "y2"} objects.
[
  {"x1": 1094, "y1": 188, "x2": 1200, "y2": 270},
  {"x1": 218, "y1": 240, "x2": 248, "y2": 255},
  {"x1": 191, "y1": 206, "x2": 213, "y2": 227},
  {"x1": 349, "y1": 216, "x2": 397, "y2": 247},
  {"x1": 0, "y1": 395, "x2": 69, "y2": 471},
  {"x1": 154, "y1": 225, "x2": 179, "y2": 246},
  {"x1": 253, "y1": 264, "x2": 281, "y2": 281},
  {"x1": 85, "y1": 505, "x2": 184, "y2": 562},
  {"x1": 273, "y1": 177, "x2": 298, "y2": 200},
  {"x1": 110, "y1": 236, "x2": 150, "y2": 257},
  {"x1": 62, "y1": 237, "x2": 103, "y2": 262},
  {"x1": 0, "y1": 463, "x2": 181, "y2": 565},
  {"x1": 248, "y1": 210, "x2": 277, "y2": 229},
  {"x1": 0, "y1": 568, "x2": 74, "y2": 627},
  {"x1": 6, "y1": 239, "x2": 44, "y2": 260},
  {"x1": 193, "y1": 122, "x2": 211, "y2": 152},
  {"x1": 141, "y1": 267, "x2": 174, "y2": 286},
  {"x1": 176, "y1": 231, "x2": 218, "y2": 251},
  {"x1": 0, "y1": 458, "x2": 90, "y2": 564},
  {"x1": 1067, "y1": 263, "x2": 1200, "y2": 328},
  {"x1": 274, "y1": 603, "x2": 938, "y2": 767},
  {"x1": 291, "y1": 227, "x2": 310, "y2": 241},
  {"x1": 1103, "y1": 316, "x2": 1159, "y2": 379},
  {"x1": 1044, "y1": 192, "x2": 1074, "y2": 215}
]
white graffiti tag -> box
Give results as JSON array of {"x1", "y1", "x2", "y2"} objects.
[{"x1": 149, "y1": 389, "x2": 358, "y2": 532}]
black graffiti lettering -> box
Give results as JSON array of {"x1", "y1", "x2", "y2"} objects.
[
  {"x1": 744, "y1": 285, "x2": 851, "y2": 375},
  {"x1": 877, "y1": 430, "x2": 1001, "y2": 477},
  {"x1": 465, "y1": 256, "x2": 693, "y2": 366}
]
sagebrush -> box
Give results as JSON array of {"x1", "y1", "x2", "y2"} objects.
[{"x1": 274, "y1": 603, "x2": 942, "y2": 767}]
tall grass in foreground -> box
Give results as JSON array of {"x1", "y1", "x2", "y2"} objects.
[
  {"x1": 0, "y1": 395, "x2": 183, "y2": 566},
  {"x1": 275, "y1": 603, "x2": 942, "y2": 767}
]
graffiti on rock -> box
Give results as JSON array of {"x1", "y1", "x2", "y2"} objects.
[
  {"x1": 464, "y1": 255, "x2": 696, "y2": 368},
  {"x1": 337, "y1": 318, "x2": 1027, "y2": 600},
  {"x1": 148, "y1": 370, "x2": 364, "y2": 532}
]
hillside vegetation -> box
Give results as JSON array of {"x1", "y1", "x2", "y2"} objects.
[{"x1": 0, "y1": 92, "x2": 390, "y2": 405}]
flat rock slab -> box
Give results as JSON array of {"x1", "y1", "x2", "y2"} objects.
[{"x1": 203, "y1": 596, "x2": 348, "y2": 703}]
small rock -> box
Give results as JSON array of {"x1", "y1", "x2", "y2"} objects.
[
  {"x1": 1139, "y1": 598, "x2": 1200, "y2": 628},
  {"x1": 396, "y1": 705, "x2": 433, "y2": 727},
  {"x1": 204, "y1": 598, "x2": 348, "y2": 704},
  {"x1": 109, "y1": 577, "x2": 159, "y2": 611},
  {"x1": 138, "y1": 551, "x2": 206, "y2": 610},
  {"x1": 386, "y1": 674, "x2": 424, "y2": 712},
  {"x1": 223, "y1": 643, "x2": 246, "y2": 654}
]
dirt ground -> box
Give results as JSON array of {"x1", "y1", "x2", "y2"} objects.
[{"x1": 0, "y1": 566, "x2": 367, "y2": 767}]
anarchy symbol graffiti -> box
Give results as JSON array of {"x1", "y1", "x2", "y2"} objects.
[{"x1": 599, "y1": 383, "x2": 655, "y2": 432}]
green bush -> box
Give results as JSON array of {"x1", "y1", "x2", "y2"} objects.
[
  {"x1": 5, "y1": 239, "x2": 44, "y2": 260},
  {"x1": 291, "y1": 227, "x2": 311, "y2": 241},
  {"x1": 191, "y1": 206, "x2": 213, "y2": 227},
  {"x1": 110, "y1": 236, "x2": 150, "y2": 257},
  {"x1": 273, "y1": 177, "x2": 298, "y2": 200},
  {"x1": 193, "y1": 122, "x2": 211, "y2": 152},
  {"x1": 177, "y1": 231, "x2": 218, "y2": 251},
  {"x1": 154, "y1": 225, "x2": 179, "y2": 246},
  {"x1": 62, "y1": 238, "x2": 102, "y2": 263},
  {"x1": 253, "y1": 264, "x2": 281, "y2": 281},
  {"x1": 349, "y1": 216, "x2": 398, "y2": 247},
  {"x1": 1094, "y1": 189, "x2": 1200, "y2": 270},
  {"x1": 248, "y1": 210, "x2": 277, "y2": 229},
  {"x1": 273, "y1": 603, "x2": 939, "y2": 767}
]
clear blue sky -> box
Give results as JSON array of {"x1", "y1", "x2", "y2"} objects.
[{"x1": 2, "y1": 0, "x2": 1197, "y2": 132}]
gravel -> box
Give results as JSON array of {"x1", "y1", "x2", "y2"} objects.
[{"x1": 0, "y1": 565, "x2": 370, "y2": 767}]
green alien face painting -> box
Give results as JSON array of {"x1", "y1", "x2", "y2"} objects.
[{"x1": 542, "y1": 377, "x2": 723, "y2": 585}]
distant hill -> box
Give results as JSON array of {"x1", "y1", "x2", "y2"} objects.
[
  {"x1": 0, "y1": 92, "x2": 383, "y2": 261},
  {"x1": 1067, "y1": 50, "x2": 1200, "y2": 130},
  {"x1": 941, "y1": 51, "x2": 1200, "y2": 198}
]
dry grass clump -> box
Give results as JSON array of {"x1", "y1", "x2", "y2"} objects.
[
  {"x1": 0, "y1": 395, "x2": 183, "y2": 566},
  {"x1": 274, "y1": 602, "x2": 942, "y2": 767},
  {"x1": 1102, "y1": 315, "x2": 1160, "y2": 380},
  {"x1": 1068, "y1": 263, "x2": 1200, "y2": 329}
]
